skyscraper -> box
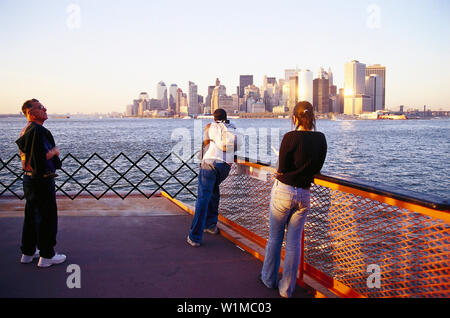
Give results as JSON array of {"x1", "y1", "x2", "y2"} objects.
[
  {"x1": 285, "y1": 69, "x2": 298, "y2": 82},
  {"x1": 211, "y1": 78, "x2": 226, "y2": 113},
  {"x1": 157, "y1": 81, "x2": 167, "y2": 100},
  {"x1": 188, "y1": 81, "x2": 199, "y2": 115},
  {"x1": 157, "y1": 81, "x2": 168, "y2": 109},
  {"x1": 327, "y1": 67, "x2": 334, "y2": 87},
  {"x1": 344, "y1": 60, "x2": 366, "y2": 96},
  {"x1": 239, "y1": 75, "x2": 253, "y2": 98},
  {"x1": 169, "y1": 84, "x2": 178, "y2": 112},
  {"x1": 175, "y1": 88, "x2": 183, "y2": 115},
  {"x1": 365, "y1": 74, "x2": 383, "y2": 111},
  {"x1": 338, "y1": 88, "x2": 344, "y2": 114},
  {"x1": 298, "y1": 69, "x2": 313, "y2": 104},
  {"x1": 261, "y1": 75, "x2": 280, "y2": 112},
  {"x1": 366, "y1": 64, "x2": 386, "y2": 110},
  {"x1": 344, "y1": 60, "x2": 367, "y2": 115},
  {"x1": 137, "y1": 92, "x2": 150, "y2": 116},
  {"x1": 288, "y1": 75, "x2": 298, "y2": 112},
  {"x1": 313, "y1": 78, "x2": 329, "y2": 113},
  {"x1": 205, "y1": 86, "x2": 215, "y2": 114}
]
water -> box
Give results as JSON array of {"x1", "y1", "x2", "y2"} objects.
[{"x1": 1, "y1": 117, "x2": 449, "y2": 201}]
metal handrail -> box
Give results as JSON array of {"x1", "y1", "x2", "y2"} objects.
[
  {"x1": 219, "y1": 157, "x2": 450, "y2": 298},
  {"x1": 0, "y1": 151, "x2": 199, "y2": 201},
  {"x1": 234, "y1": 155, "x2": 450, "y2": 212}
]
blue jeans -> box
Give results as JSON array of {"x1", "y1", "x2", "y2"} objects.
[
  {"x1": 189, "y1": 160, "x2": 231, "y2": 244},
  {"x1": 261, "y1": 180, "x2": 310, "y2": 298}
]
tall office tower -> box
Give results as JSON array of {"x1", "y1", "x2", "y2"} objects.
[
  {"x1": 211, "y1": 78, "x2": 226, "y2": 113},
  {"x1": 328, "y1": 67, "x2": 334, "y2": 87},
  {"x1": 156, "y1": 81, "x2": 168, "y2": 109},
  {"x1": 188, "y1": 81, "x2": 199, "y2": 115},
  {"x1": 298, "y1": 69, "x2": 313, "y2": 104},
  {"x1": 365, "y1": 74, "x2": 383, "y2": 112},
  {"x1": 338, "y1": 88, "x2": 344, "y2": 114},
  {"x1": 344, "y1": 95, "x2": 372, "y2": 115},
  {"x1": 344, "y1": 60, "x2": 366, "y2": 96},
  {"x1": 266, "y1": 77, "x2": 276, "y2": 85},
  {"x1": 318, "y1": 67, "x2": 327, "y2": 79},
  {"x1": 313, "y1": 78, "x2": 330, "y2": 113},
  {"x1": 344, "y1": 60, "x2": 367, "y2": 115},
  {"x1": 139, "y1": 92, "x2": 149, "y2": 100},
  {"x1": 288, "y1": 75, "x2": 299, "y2": 111},
  {"x1": 175, "y1": 88, "x2": 183, "y2": 115},
  {"x1": 262, "y1": 75, "x2": 279, "y2": 112},
  {"x1": 138, "y1": 100, "x2": 146, "y2": 116},
  {"x1": 232, "y1": 94, "x2": 239, "y2": 111},
  {"x1": 327, "y1": 67, "x2": 337, "y2": 97},
  {"x1": 149, "y1": 99, "x2": 162, "y2": 110},
  {"x1": 157, "y1": 82, "x2": 167, "y2": 100},
  {"x1": 366, "y1": 64, "x2": 386, "y2": 109},
  {"x1": 169, "y1": 84, "x2": 178, "y2": 111},
  {"x1": 239, "y1": 75, "x2": 253, "y2": 98},
  {"x1": 285, "y1": 69, "x2": 298, "y2": 82},
  {"x1": 205, "y1": 85, "x2": 215, "y2": 114},
  {"x1": 218, "y1": 95, "x2": 236, "y2": 114},
  {"x1": 243, "y1": 84, "x2": 261, "y2": 112},
  {"x1": 137, "y1": 92, "x2": 150, "y2": 116},
  {"x1": 281, "y1": 81, "x2": 289, "y2": 107},
  {"x1": 125, "y1": 104, "x2": 132, "y2": 117}
]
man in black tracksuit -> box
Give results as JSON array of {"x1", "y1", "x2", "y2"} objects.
[{"x1": 16, "y1": 99, "x2": 66, "y2": 268}]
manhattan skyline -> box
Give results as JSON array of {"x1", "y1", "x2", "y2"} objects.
[{"x1": 0, "y1": 0, "x2": 449, "y2": 114}]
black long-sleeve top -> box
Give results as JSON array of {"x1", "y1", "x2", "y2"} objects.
[
  {"x1": 16, "y1": 122, "x2": 61, "y2": 178},
  {"x1": 276, "y1": 130, "x2": 327, "y2": 189}
]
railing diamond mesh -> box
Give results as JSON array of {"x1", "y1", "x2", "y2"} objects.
[
  {"x1": 218, "y1": 163, "x2": 450, "y2": 298},
  {"x1": 0, "y1": 152, "x2": 199, "y2": 201}
]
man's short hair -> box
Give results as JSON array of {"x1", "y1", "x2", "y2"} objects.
[{"x1": 22, "y1": 99, "x2": 39, "y2": 115}]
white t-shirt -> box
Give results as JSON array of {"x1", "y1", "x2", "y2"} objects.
[{"x1": 202, "y1": 122, "x2": 242, "y2": 164}]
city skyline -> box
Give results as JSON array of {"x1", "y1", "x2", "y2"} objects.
[{"x1": 1, "y1": 0, "x2": 449, "y2": 114}]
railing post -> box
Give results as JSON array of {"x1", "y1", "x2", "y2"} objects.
[{"x1": 299, "y1": 229, "x2": 305, "y2": 282}]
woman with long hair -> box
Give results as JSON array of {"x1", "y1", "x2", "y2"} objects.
[{"x1": 260, "y1": 101, "x2": 327, "y2": 298}]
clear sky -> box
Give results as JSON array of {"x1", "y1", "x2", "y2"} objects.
[{"x1": 0, "y1": 0, "x2": 449, "y2": 114}]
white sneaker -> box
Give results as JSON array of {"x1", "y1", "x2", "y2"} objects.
[
  {"x1": 186, "y1": 235, "x2": 200, "y2": 247},
  {"x1": 37, "y1": 253, "x2": 67, "y2": 268},
  {"x1": 20, "y1": 250, "x2": 40, "y2": 264}
]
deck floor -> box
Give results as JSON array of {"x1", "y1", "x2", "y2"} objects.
[{"x1": 0, "y1": 196, "x2": 311, "y2": 298}]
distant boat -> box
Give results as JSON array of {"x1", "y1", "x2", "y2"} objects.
[
  {"x1": 50, "y1": 115, "x2": 70, "y2": 119},
  {"x1": 378, "y1": 114, "x2": 407, "y2": 120}
]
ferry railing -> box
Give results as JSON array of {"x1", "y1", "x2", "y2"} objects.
[
  {"x1": 1, "y1": 153, "x2": 449, "y2": 298},
  {"x1": 214, "y1": 157, "x2": 450, "y2": 298},
  {"x1": 0, "y1": 152, "x2": 199, "y2": 201}
]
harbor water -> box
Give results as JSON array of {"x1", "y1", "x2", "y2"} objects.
[{"x1": 1, "y1": 117, "x2": 449, "y2": 202}]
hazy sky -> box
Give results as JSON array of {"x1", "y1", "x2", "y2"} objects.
[{"x1": 0, "y1": 0, "x2": 449, "y2": 114}]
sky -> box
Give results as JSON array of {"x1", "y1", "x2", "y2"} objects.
[{"x1": 0, "y1": 0, "x2": 449, "y2": 114}]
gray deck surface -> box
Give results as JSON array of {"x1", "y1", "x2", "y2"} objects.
[{"x1": 0, "y1": 196, "x2": 311, "y2": 298}]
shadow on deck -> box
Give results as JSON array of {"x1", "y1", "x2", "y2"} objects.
[{"x1": 0, "y1": 195, "x2": 312, "y2": 298}]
